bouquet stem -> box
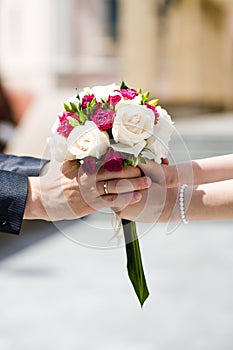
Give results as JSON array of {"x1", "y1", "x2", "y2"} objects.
[{"x1": 122, "y1": 219, "x2": 149, "y2": 307}]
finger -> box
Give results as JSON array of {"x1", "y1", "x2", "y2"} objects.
[
  {"x1": 138, "y1": 158, "x2": 166, "y2": 184},
  {"x1": 100, "y1": 191, "x2": 142, "y2": 210},
  {"x1": 161, "y1": 157, "x2": 169, "y2": 165},
  {"x1": 96, "y1": 176, "x2": 151, "y2": 196},
  {"x1": 61, "y1": 160, "x2": 80, "y2": 179},
  {"x1": 96, "y1": 165, "x2": 141, "y2": 182}
]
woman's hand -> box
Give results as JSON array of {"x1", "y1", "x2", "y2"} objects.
[
  {"x1": 116, "y1": 182, "x2": 178, "y2": 223},
  {"x1": 114, "y1": 158, "x2": 179, "y2": 223},
  {"x1": 138, "y1": 158, "x2": 179, "y2": 188}
]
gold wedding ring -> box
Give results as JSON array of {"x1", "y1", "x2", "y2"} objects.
[{"x1": 103, "y1": 182, "x2": 109, "y2": 195}]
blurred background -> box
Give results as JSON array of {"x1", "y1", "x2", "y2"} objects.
[
  {"x1": 0, "y1": 0, "x2": 233, "y2": 155},
  {"x1": 0, "y1": 1, "x2": 233, "y2": 349}
]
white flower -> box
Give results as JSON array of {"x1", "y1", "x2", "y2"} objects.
[
  {"x1": 67, "y1": 121, "x2": 110, "y2": 159},
  {"x1": 47, "y1": 134, "x2": 75, "y2": 162},
  {"x1": 64, "y1": 94, "x2": 79, "y2": 107},
  {"x1": 112, "y1": 104, "x2": 154, "y2": 156},
  {"x1": 145, "y1": 106, "x2": 175, "y2": 163},
  {"x1": 89, "y1": 83, "x2": 119, "y2": 102}
]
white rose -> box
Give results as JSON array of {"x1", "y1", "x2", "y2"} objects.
[
  {"x1": 145, "y1": 106, "x2": 175, "y2": 163},
  {"x1": 67, "y1": 121, "x2": 110, "y2": 159},
  {"x1": 112, "y1": 104, "x2": 154, "y2": 156},
  {"x1": 90, "y1": 83, "x2": 119, "y2": 102},
  {"x1": 47, "y1": 134, "x2": 75, "y2": 162}
]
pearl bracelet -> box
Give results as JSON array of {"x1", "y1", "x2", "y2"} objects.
[{"x1": 179, "y1": 184, "x2": 189, "y2": 224}]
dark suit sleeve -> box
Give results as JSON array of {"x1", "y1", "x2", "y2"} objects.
[
  {"x1": 0, "y1": 170, "x2": 28, "y2": 234},
  {"x1": 0, "y1": 153, "x2": 49, "y2": 235},
  {"x1": 0, "y1": 153, "x2": 47, "y2": 176}
]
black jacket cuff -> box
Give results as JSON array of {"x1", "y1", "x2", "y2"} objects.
[{"x1": 0, "y1": 170, "x2": 28, "y2": 235}]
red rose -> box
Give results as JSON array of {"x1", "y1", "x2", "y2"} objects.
[
  {"x1": 102, "y1": 151, "x2": 123, "y2": 172},
  {"x1": 119, "y1": 88, "x2": 138, "y2": 100},
  {"x1": 90, "y1": 109, "x2": 115, "y2": 130},
  {"x1": 146, "y1": 104, "x2": 160, "y2": 124},
  {"x1": 57, "y1": 111, "x2": 78, "y2": 138},
  {"x1": 82, "y1": 94, "x2": 95, "y2": 109},
  {"x1": 81, "y1": 157, "x2": 96, "y2": 174},
  {"x1": 107, "y1": 94, "x2": 122, "y2": 106}
]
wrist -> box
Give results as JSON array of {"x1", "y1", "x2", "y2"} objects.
[
  {"x1": 161, "y1": 187, "x2": 180, "y2": 222},
  {"x1": 24, "y1": 177, "x2": 48, "y2": 220},
  {"x1": 165, "y1": 165, "x2": 179, "y2": 188}
]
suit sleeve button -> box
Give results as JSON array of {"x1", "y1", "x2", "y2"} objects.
[{"x1": 0, "y1": 216, "x2": 7, "y2": 226}]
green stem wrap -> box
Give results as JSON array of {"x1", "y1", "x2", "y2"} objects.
[{"x1": 122, "y1": 219, "x2": 149, "y2": 307}]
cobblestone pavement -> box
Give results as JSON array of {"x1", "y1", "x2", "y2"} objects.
[{"x1": 1, "y1": 90, "x2": 233, "y2": 350}]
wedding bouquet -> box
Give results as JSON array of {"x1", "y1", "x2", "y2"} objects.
[{"x1": 49, "y1": 81, "x2": 174, "y2": 306}]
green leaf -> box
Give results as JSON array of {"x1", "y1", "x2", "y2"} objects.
[
  {"x1": 64, "y1": 103, "x2": 71, "y2": 112},
  {"x1": 67, "y1": 116, "x2": 80, "y2": 128},
  {"x1": 141, "y1": 91, "x2": 150, "y2": 103},
  {"x1": 148, "y1": 99, "x2": 159, "y2": 106},
  {"x1": 90, "y1": 97, "x2": 97, "y2": 107},
  {"x1": 120, "y1": 80, "x2": 129, "y2": 90},
  {"x1": 139, "y1": 156, "x2": 147, "y2": 164},
  {"x1": 132, "y1": 156, "x2": 138, "y2": 167},
  {"x1": 70, "y1": 102, "x2": 78, "y2": 113},
  {"x1": 79, "y1": 110, "x2": 88, "y2": 124},
  {"x1": 122, "y1": 219, "x2": 149, "y2": 307}
]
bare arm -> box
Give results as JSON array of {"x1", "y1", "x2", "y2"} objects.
[
  {"x1": 117, "y1": 155, "x2": 233, "y2": 223},
  {"x1": 117, "y1": 179, "x2": 233, "y2": 223},
  {"x1": 140, "y1": 154, "x2": 233, "y2": 188},
  {"x1": 186, "y1": 179, "x2": 233, "y2": 221},
  {"x1": 171, "y1": 154, "x2": 233, "y2": 186}
]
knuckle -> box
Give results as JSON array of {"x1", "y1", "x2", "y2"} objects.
[{"x1": 105, "y1": 194, "x2": 117, "y2": 202}]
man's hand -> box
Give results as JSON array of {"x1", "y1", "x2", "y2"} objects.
[{"x1": 24, "y1": 160, "x2": 151, "y2": 221}]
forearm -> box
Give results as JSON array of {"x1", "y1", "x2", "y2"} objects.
[
  {"x1": 185, "y1": 179, "x2": 233, "y2": 221},
  {"x1": 168, "y1": 154, "x2": 233, "y2": 187}
]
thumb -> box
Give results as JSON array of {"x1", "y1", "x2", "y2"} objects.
[
  {"x1": 138, "y1": 158, "x2": 158, "y2": 178},
  {"x1": 138, "y1": 158, "x2": 166, "y2": 184}
]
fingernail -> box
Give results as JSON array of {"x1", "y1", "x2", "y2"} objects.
[
  {"x1": 133, "y1": 192, "x2": 142, "y2": 201},
  {"x1": 146, "y1": 176, "x2": 152, "y2": 187}
]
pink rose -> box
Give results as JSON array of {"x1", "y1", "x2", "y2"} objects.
[
  {"x1": 102, "y1": 150, "x2": 123, "y2": 172},
  {"x1": 146, "y1": 104, "x2": 160, "y2": 124},
  {"x1": 57, "y1": 111, "x2": 78, "y2": 138},
  {"x1": 107, "y1": 94, "x2": 122, "y2": 106},
  {"x1": 90, "y1": 109, "x2": 115, "y2": 130},
  {"x1": 82, "y1": 94, "x2": 95, "y2": 109},
  {"x1": 119, "y1": 88, "x2": 138, "y2": 100},
  {"x1": 81, "y1": 157, "x2": 96, "y2": 174}
]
